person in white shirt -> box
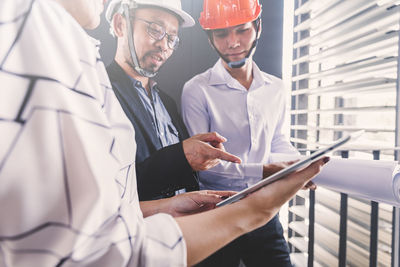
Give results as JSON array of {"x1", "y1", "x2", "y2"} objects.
[
  {"x1": 181, "y1": 0, "x2": 312, "y2": 266},
  {"x1": 0, "y1": 0, "x2": 327, "y2": 266}
]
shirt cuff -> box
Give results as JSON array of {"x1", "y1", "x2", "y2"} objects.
[
  {"x1": 243, "y1": 163, "x2": 263, "y2": 179},
  {"x1": 142, "y1": 213, "x2": 187, "y2": 267}
]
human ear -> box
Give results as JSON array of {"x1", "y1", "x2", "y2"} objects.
[{"x1": 113, "y1": 13, "x2": 126, "y2": 38}]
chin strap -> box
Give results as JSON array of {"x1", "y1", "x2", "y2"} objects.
[
  {"x1": 227, "y1": 37, "x2": 258, "y2": 68},
  {"x1": 122, "y1": 3, "x2": 157, "y2": 78},
  {"x1": 210, "y1": 18, "x2": 261, "y2": 69}
]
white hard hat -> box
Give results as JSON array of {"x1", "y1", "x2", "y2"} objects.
[{"x1": 105, "y1": 0, "x2": 195, "y2": 28}]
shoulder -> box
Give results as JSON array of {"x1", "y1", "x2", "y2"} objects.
[
  {"x1": 260, "y1": 71, "x2": 284, "y2": 86},
  {"x1": 106, "y1": 62, "x2": 135, "y2": 101},
  {"x1": 257, "y1": 69, "x2": 287, "y2": 94},
  {"x1": 182, "y1": 68, "x2": 212, "y2": 95},
  {"x1": 1, "y1": 0, "x2": 102, "y2": 97},
  {"x1": 105, "y1": 62, "x2": 117, "y2": 78},
  {"x1": 35, "y1": 0, "x2": 89, "y2": 44},
  {"x1": 2, "y1": 0, "x2": 96, "y2": 70},
  {"x1": 106, "y1": 61, "x2": 124, "y2": 84}
]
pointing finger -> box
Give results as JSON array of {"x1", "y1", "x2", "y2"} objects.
[{"x1": 212, "y1": 148, "x2": 241, "y2": 164}]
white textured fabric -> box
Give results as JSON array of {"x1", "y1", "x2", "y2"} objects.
[
  {"x1": 0, "y1": 0, "x2": 186, "y2": 266},
  {"x1": 182, "y1": 59, "x2": 297, "y2": 191}
]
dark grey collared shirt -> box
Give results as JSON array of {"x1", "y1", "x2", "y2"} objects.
[{"x1": 129, "y1": 77, "x2": 180, "y2": 147}]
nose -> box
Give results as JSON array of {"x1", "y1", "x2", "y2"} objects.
[
  {"x1": 155, "y1": 35, "x2": 169, "y2": 52},
  {"x1": 226, "y1": 31, "x2": 240, "y2": 49}
]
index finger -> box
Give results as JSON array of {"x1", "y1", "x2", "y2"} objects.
[{"x1": 212, "y1": 148, "x2": 241, "y2": 164}]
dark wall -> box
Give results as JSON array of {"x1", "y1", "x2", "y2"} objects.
[{"x1": 88, "y1": 0, "x2": 283, "y2": 107}]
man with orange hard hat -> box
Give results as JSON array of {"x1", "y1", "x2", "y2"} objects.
[{"x1": 182, "y1": 0, "x2": 302, "y2": 266}]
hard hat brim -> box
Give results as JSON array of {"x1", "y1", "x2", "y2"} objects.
[{"x1": 106, "y1": 0, "x2": 195, "y2": 28}]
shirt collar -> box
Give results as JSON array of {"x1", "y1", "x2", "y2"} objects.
[
  {"x1": 127, "y1": 75, "x2": 159, "y2": 93},
  {"x1": 208, "y1": 58, "x2": 273, "y2": 90}
]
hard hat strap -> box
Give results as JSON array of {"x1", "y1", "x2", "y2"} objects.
[
  {"x1": 123, "y1": 3, "x2": 158, "y2": 78},
  {"x1": 209, "y1": 18, "x2": 261, "y2": 69}
]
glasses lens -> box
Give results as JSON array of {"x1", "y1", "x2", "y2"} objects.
[
  {"x1": 168, "y1": 35, "x2": 179, "y2": 50},
  {"x1": 147, "y1": 22, "x2": 164, "y2": 40},
  {"x1": 145, "y1": 20, "x2": 179, "y2": 50}
]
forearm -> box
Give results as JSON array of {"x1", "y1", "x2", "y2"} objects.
[
  {"x1": 140, "y1": 199, "x2": 170, "y2": 217},
  {"x1": 175, "y1": 202, "x2": 271, "y2": 266}
]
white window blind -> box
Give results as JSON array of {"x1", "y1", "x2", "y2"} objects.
[{"x1": 288, "y1": 0, "x2": 400, "y2": 266}]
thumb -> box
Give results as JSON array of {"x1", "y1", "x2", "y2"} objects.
[
  {"x1": 194, "y1": 132, "x2": 227, "y2": 143},
  {"x1": 288, "y1": 157, "x2": 329, "y2": 185},
  {"x1": 193, "y1": 193, "x2": 224, "y2": 205},
  {"x1": 286, "y1": 159, "x2": 300, "y2": 165}
]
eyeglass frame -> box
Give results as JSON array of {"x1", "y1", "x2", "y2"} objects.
[{"x1": 135, "y1": 18, "x2": 180, "y2": 50}]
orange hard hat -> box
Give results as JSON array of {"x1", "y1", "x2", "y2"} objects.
[{"x1": 199, "y1": 0, "x2": 262, "y2": 30}]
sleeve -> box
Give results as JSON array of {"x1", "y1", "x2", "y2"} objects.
[
  {"x1": 270, "y1": 84, "x2": 299, "y2": 156},
  {"x1": 181, "y1": 79, "x2": 263, "y2": 181},
  {"x1": 139, "y1": 213, "x2": 187, "y2": 267},
  {"x1": 181, "y1": 79, "x2": 211, "y2": 136},
  {"x1": 136, "y1": 142, "x2": 198, "y2": 200},
  {"x1": 0, "y1": 1, "x2": 187, "y2": 266}
]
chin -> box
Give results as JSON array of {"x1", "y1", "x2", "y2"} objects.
[
  {"x1": 146, "y1": 63, "x2": 161, "y2": 73},
  {"x1": 82, "y1": 17, "x2": 101, "y2": 30},
  {"x1": 229, "y1": 56, "x2": 245, "y2": 62}
]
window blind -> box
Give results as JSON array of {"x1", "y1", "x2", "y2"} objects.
[{"x1": 288, "y1": 0, "x2": 400, "y2": 266}]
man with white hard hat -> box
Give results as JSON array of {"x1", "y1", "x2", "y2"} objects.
[{"x1": 105, "y1": 0, "x2": 241, "y2": 201}]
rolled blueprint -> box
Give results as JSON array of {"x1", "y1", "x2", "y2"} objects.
[{"x1": 270, "y1": 153, "x2": 400, "y2": 207}]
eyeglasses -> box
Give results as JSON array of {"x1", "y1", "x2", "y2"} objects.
[{"x1": 136, "y1": 18, "x2": 180, "y2": 50}]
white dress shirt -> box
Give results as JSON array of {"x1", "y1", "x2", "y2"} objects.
[
  {"x1": 0, "y1": 0, "x2": 185, "y2": 266},
  {"x1": 182, "y1": 59, "x2": 297, "y2": 191}
]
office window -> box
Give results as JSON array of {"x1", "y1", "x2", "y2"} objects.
[{"x1": 286, "y1": 0, "x2": 400, "y2": 266}]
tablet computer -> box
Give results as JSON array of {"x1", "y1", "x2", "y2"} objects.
[{"x1": 216, "y1": 130, "x2": 364, "y2": 207}]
